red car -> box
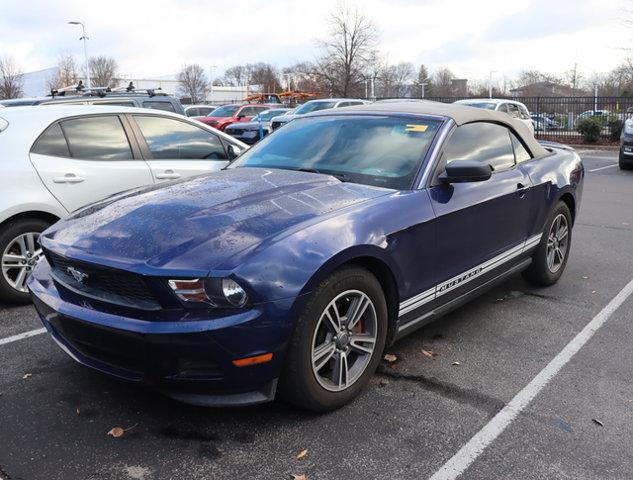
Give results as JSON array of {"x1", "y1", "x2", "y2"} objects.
[{"x1": 195, "y1": 104, "x2": 279, "y2": 131}]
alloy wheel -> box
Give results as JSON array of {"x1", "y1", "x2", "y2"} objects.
[
  {"x1": 1, "y1": 232, "x2": 43, "y2": 293},
  {"x1": 546, "y1": 214, "x2": 569, "y2": 273},
  {"x1": 311, "y1": 289, "x2": 378, "y2": 392}
]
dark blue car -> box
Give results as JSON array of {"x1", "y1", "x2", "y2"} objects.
[{"x1": 28, "y1": 102, "x2": 584, "y2": 411}]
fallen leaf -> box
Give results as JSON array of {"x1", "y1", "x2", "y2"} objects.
[
  {"x1": 582, "y1": 276, "x2": 588, "y2": 279},
  {"x1": 421, "y1": 349, "x2": 435, "y2": 358},
  {"x1": 108, "y1": 427, "x2": 125, "y2": 438},
  {"x1": 592, "y1": 290, "x2": 596, "y2": 294},
  {"x1": 292, "y1": 475, "x2": 307, "y2": 480},
  {"x1": 383, "y1": 354, "x2": 397, "y2": 363},
  {"x1": 296, "y1": 449, "x2": 308, "y2": 460},
  {"x1": 592, "y1": 418, "x2": 604, "y2": 427},
  {"x1": 76, "y1": 408, "x2": 80, "y2": 415},
  {"x1": 22, "y1": 373, "x2": 32, "y2": 379},
  {"x1": 452, "y1": 361, "x2": 461, "y2": 366}
]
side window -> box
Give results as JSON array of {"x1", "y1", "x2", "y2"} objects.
[
  {"x1": 134, "y1": 115, "x2": 228, "y2": 160},
  {"x1": 186, "y1": 108, "x2": 198, "y2": 117},
  {"x1": 199, "y1": 107, "x2": 213, "y2": 116},
  {"x1": 93, "y1": 101, "x2": 135, "y2": 107},
  {"x1": 497, "y1": 103, "x2": 509, "y2": 113},
  {"x1": 31, "y1": 123, "x2": 70, "y2": 157},
  {"x1": 507, "y1": 103, "x2": 521, "y2": 119},
  {"x1": 60, "y1": 115, "x2": 133, "y2": 160},
  {"x1": 336, "y1": 102, "x2": 351, "y2": 107},
  {"x1": 142, "y1": 101, "x2": 176, "y2": 113},
  {"x1": 238, "y1": 107, "x2": 255, "y2": 117},
  {"x1": 518, "y1": 105, "x2": 531, "y2": 120},
  {"x1": 511, "y1": 133, "x2": 532, "y2": 163},
  {"x1": 443, "y1": 122, "x2": 516, "y2": 172}
]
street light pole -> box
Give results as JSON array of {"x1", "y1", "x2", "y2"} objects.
[
  {"x1": 209, "y1": 65, "x2": 217, "y2": 102},
  {"x1": 68, "y1": 21, "x2": 91, "y2": 89},
  {"x1": 488, "y1": 70, "x2": 497, "y2": 98}
]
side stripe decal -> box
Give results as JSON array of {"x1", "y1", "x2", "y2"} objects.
[{"x1": 398, "y1": 234, "x2": 542, "y2": 317}]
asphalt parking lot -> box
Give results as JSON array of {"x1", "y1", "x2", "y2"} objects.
[{"x1": 1, "y1": 149, "x2": 631, "y2": 480}]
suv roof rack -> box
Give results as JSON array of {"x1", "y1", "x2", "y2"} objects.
[{"x1": 50, "y1": 81, "x2": 166, "y2": 98}]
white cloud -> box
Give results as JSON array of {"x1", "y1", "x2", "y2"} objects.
[{"x1": 0, "y1": 0, "x2": 629, "y2": 82}]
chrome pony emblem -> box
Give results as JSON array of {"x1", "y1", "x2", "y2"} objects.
[{"x1": 66, "y1": 266, "x2": 89, "y2": 283}]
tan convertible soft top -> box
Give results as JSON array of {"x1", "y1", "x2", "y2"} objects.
[{"x1": 331, "y1": 100, "x2": 548, "y2": 157}]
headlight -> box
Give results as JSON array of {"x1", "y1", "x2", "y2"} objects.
[
  {"x1": 625, "y1": 121, "x2": 633, "y2": 135},
  {"x1": 168, "y1": 278, "x2": 249, "y2": 308}
]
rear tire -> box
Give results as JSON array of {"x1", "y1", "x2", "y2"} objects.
[
  {"x1": 619, "y1": 151, "x2": 633, "y2": 170},
  {"x1": 522, "y1": 201, "x2": 572, "y2": 287},
  {"x1": 0, "y1": 218, "x2": 50, "y2": 305},
  {"x1": 279, "y1": 266, "x2": 388, "y2": 412}
]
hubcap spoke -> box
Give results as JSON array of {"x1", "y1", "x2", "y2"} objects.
[
  {"x1": 346, "y1": 295, "x2": 370, "y2": 330},
  {"x1": 333, "y1": 351, "x2": 348, "y2": 388},
  {"x1": 312, "y1": 341, "x2": 336, "y2": 372},
  {"x1": 349, "y1": 333, "x2": 376, "y2": 355}
]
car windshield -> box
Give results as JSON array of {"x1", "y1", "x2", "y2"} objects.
[
  {"x1": 208, "y1": 105, "x2": 239, "y2": 117},
  {"x1": 458, "y1": 102, "x2": 497, "y2": 110},
  {"x1": 294, "y1": 101, "x2": 338, "y2": 115},
  {"x1": 230, "y1": 115, "x2": 442, "y2": 190},
  {"x1": 254, "y1": 110, "x2": 288, "y2": 122}
]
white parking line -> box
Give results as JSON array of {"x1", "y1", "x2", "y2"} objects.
[
  {"x1": 588, "y1": 163, "x2": 618, "y2": 172},
  {"x1": 428, "y1": 277, "x2": 633, "y2": 480},
  {"x1": 0, "y1": 327, "x2": 46, "y2": 346}
]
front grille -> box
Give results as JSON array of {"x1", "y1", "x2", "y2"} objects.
[{"x1": 46, "y1": 250, "x2": 160, "y2": 310}]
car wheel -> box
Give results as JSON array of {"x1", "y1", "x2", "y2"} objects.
[
  {"x1": 0, "y1": 218, "x2": 50, "y2": 304},
  {"x1": 619, "y1": 151, "x2": 633, "y2": 170},
  {"x1": 522, "y1": 201, "x2": 572, "y2": 287},
  {"x1": 279, "y1": 266, "x2": 388, "y2": 412}
]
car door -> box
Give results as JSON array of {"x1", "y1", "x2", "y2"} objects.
[
  {"x1": 130, "y1": 114, "x2": 230, "y2": 182},
  {"x1": 29, "y1": 115, "x2": 154, "y2": 213},
  {"x1": 427, "y1": 122, "x2": 532, "y2": 299}
]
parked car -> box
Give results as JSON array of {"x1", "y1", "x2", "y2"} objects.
[
  {"x1": 270, "y1": 98, "x2": 369, "y2": 130},
  {"x1": 29, "y1": 101, "x2": 583, "y2": 411},
  {"x1": 0, "y1": 88, "x2": 186, "y2": 115},
  {"x1": 196, "y1": 104, "x2": 278, "y2": 131},
  {"x1": 578, "y1": 109, "x2": 610, "y2": 120},
  {"x1": 619, "y1": 107, "x2": 633, "y2": 170},
  {"x1": 224, "y1": 108, "x2": 292, "y2": 144},
  {"x1": 531, "y1": 114, "x2": 561, "y2": 132},
  {"x1": 184, "y1": 104, "x2": 218, "y2": 117},
  {"x1": 454, "y1": 99, "x2": 535, "y2": 135},
  {"x1": 0, "y1": 105, "x2": 247, "y2": 303}
]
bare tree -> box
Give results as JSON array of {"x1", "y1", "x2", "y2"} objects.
[
  {"x1": 47, "y1": 54, "x2": 80, "y2": 91},
  {"x1": 315, "y1": 4, "x2": 379, "y2": 97},
  {"x1": 223, "y1": 65, "x2": 248, "y2": 86},
  {"x1": 177, "y1": 64, "x2": 208, "y2": 103},
  {"x1": 431, "y1": 67, "x2": 455, "y2": 96},
  {"x1": 0, "y1": 56, "x2": 24, "y2": 99},
  {"x1": 90, "y1": 56, "x2": 118, "y2": 88}
]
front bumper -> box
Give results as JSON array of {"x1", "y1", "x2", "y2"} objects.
[{"x1": 28, "y1": 260, "x2": 296, "y2": 406}]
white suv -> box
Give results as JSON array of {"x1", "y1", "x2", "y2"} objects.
[
  {"x1": 0, "y1": 105, "x2": 246, "y2": 303},
  {"x1": 454, "y1": 99, "x2": 535, "y2": 136}
]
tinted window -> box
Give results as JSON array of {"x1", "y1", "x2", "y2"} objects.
[
  {"x1": 142, "y1": 101, "x2": 176, "y2": 112},
  {"x1": 231, "y1": 115, "x2": 442, "y2": 190},
  {"x1": 444, "y1": 122, "x2": 515, "y2": 172},
  {"x1": 209, "y1": 105, "x2": 239, "y2": 117},
  {"x1": 199, "y1": 107, "x2": 213, "y2": 116},
  {"x1": 134, "y1": 115, "x2": 227, "y2": 160},
  {"x1": 294, "y1": 101, "x2": 337, "y2": 114},
  {"x1": 31, "y1": 123, "x2": 70, "y2": 157},
  {"x1": 185, "y1": 108, "x2": 198, "y2": 117},
  {"x1": 61, "y1": 116, "x2": 133, "y2": 160},
  {"x1": 238, "y1": 107, "x2": 257, "y2": 117},
  {"x1": 94, "y1": 101, "x2": 135, "y2": 107},
  {"x1": 511, "y1": 133, "x2": 532, "y2": 163}
]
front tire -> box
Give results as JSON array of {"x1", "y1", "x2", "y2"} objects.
[
  {"x1": 279, "y1": 266, "x2": 388, "y2": 412},
  {"x1": 522, "y1": 201, "x2": 572, "y2": 287},
  {"x1": 0, "y1": 218, "x2": 50, "y2": 304}
]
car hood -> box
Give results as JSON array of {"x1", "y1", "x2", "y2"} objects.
[{"x1": 41, "y1": 168, "x2": 391, "y2": 275}]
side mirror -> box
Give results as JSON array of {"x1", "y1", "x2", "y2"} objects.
[
  {"x1": 439, "y1": 160, "x2": 492, "y2": 184},
  {"x1": 227, "y1": 144, "x2": 242, "y2": 160}
]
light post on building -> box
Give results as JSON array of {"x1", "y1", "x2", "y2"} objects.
[
  {"x1": 68, "y1": 21, "x2": 91, "y2": 89},
  {"x1": 488, "y1": 70, "x2": 497, "y2": 98}
]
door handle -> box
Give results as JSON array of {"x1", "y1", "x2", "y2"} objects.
[
  {"x1": 53, "y1": 173, "x2": 85, "y2": 184},
  {"x1": 516, "y1": 182, "x2": 528, "y2": 198},
  {"x1": 155, "y1": 170, "x2": 181, "y2": 180}
]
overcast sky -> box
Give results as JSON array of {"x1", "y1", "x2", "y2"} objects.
[{"x1": 0, "y1": 0, "x2": 630, "y2": 83}]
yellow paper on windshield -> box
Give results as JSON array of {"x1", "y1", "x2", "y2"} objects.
[{"x1": 405, "y1": 124, "x2": 428, "y2": 132}]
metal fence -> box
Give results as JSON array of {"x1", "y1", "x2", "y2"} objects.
[{"x1": 380, "y1": 96, "x2": 633, "y2": 144}]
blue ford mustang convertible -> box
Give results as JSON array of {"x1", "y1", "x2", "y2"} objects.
[{"x1": 29, "y1": 102, "x2": 584, "y2": 411}]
